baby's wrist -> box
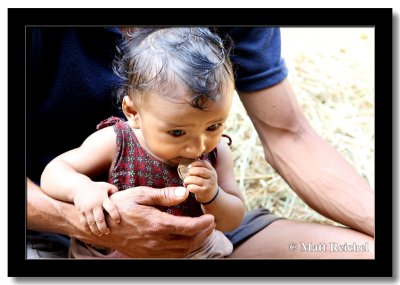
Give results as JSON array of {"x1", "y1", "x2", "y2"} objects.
[
  {"x1": 197, "y1": 186, "x2": 220, "y2": 205},
  {"x1": 70, "y1": 178, "x2": 93, "y2": 201}
]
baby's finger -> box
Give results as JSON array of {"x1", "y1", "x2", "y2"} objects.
[
  {"x1": 186, "y1": 184, "x2": 205, "y2": 194},
  {"x1": 93, "y1": 207, "x2": 109, "y2": 235},
  {"x1": 84, "y1": 211, "x2": 102, "y2": 236},
  {"x1": 183, "y1": 175, "x2": 205, "y2": 187},
  {"x1": 187, "y1": 166, "x2": 212, "y2": 179},
  {"x1": 103, "y1": 198, "x2": 121, "y2": 224},
  {"x1": 189, "y1": 160, "x2": 213, "y2": 169}
]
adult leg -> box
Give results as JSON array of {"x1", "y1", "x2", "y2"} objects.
[{"x1": 228, "y1": 219, "x2": 374, "y2": 259}]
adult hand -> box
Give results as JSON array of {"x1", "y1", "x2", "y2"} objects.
[{"x1": 93, "y1": 186, "x2": 216, "y2": 258}]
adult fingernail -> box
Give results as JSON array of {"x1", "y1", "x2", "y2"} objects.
[{"x1": 175, "y1": 187, "x2": 187, "y2": 197}]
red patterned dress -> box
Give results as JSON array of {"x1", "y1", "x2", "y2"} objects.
[
  {"x1": 69, "y1": 117, "x2": 233, "y2": 258},
  {"x1": 101, "y1": 116, "x2": 216, "y2": 217}
]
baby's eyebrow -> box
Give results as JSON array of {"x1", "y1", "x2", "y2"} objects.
[
  {"x1": 163, "y1": 122, "x2": 191, "y2": 128},
  {"x1": 208, "y1": 117, "x2": 228, "y2": 125},
  {"x1": 163, "y1": 116, "x2": 227, "y2": 129}
]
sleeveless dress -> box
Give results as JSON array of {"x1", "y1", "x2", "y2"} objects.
[{"x1": 69, "y1": 117, "x2": 233, "y2": 258}]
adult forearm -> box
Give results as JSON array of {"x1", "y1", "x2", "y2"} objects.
[
  {"x1": 28, "y1": 178, "x2": 123, "y2": 247},
  {"x1": 265, "y1": 127, "x2": 374, "y2": 236},
  {"x1": 239, "y1": 80, "x2": 374, "y2": 237},
  {"x1": 27, "y1": 178, "x2": 83, "y2": 235}
]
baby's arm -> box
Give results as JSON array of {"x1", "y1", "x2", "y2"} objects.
[
  {"x1": 184, "y1": 141, "x2": 245, "y2": 232},
  {"x1": 40, "y1": 127, "x2": 120, "y2": 236}
]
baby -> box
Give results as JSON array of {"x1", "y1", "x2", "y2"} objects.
[{"x1": 41, "y1": 27, "x2": 245, "y2": 258}]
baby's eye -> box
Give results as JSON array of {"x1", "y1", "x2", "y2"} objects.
[
  {"x1": 207, "y1": 123, "x2": 222, "y2": 131},
  {"x1": 168, "y1": 130, "x2": 185, "y2": 137}
]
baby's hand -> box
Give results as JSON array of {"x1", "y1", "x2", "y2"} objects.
[
  {"x1": 183, "y1": 160, "x2": 219, "y2": 204},
  {"x1": 73, "y1": 181, "x2": 121, "y2": 236}
]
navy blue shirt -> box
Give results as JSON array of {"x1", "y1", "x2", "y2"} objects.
[
  {"x1": 27, "y1": 27, "x2": 123, "y2": 183},
  {"x1": 222, "y1": 27, "x2": 288, "y2": 92}
]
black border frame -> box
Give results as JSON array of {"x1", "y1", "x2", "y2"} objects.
[{"x1": 8, "y1": 8, "x2": 393, "y2": 277}]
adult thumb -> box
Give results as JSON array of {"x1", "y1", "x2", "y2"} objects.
[{"x1": 133, "y1": 186, "x2": 189, "y2": 207}]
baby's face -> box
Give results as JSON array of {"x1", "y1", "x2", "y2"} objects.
[{"x1": 133, "y1": 85, "x2": 233, "y2": 166}]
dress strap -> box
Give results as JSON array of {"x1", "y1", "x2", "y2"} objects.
[{"x1": 96, "y1": 116, "x2": 126, "y2": 130}]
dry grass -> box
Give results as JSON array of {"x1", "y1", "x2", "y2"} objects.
[{"x1": 225, "y1": 28, "x2": 374, "y2": 226}]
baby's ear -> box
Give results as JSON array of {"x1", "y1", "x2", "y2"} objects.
[{"x1": 122, "y1": 96, "x2": 141, "y2": 129}]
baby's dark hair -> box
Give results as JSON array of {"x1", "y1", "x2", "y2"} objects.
[{"x1": 113, "y1": 27, "x2": 233, "y2": 110}]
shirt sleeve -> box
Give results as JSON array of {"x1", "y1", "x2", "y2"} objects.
[{"x1": 222, "y1": 27, "x2": 288, "y2": 92}]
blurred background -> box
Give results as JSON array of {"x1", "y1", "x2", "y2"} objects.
[{"x1": 225, "y1": 27, "x2": 374, "y2": 226}]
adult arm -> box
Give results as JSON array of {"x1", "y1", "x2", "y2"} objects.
[
  {"x1": 238, "y1": 79, "x2": 374, "y2": 237},
  {"x1": 27, "y1": 178, "x2": 215, "y2": 257}
]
